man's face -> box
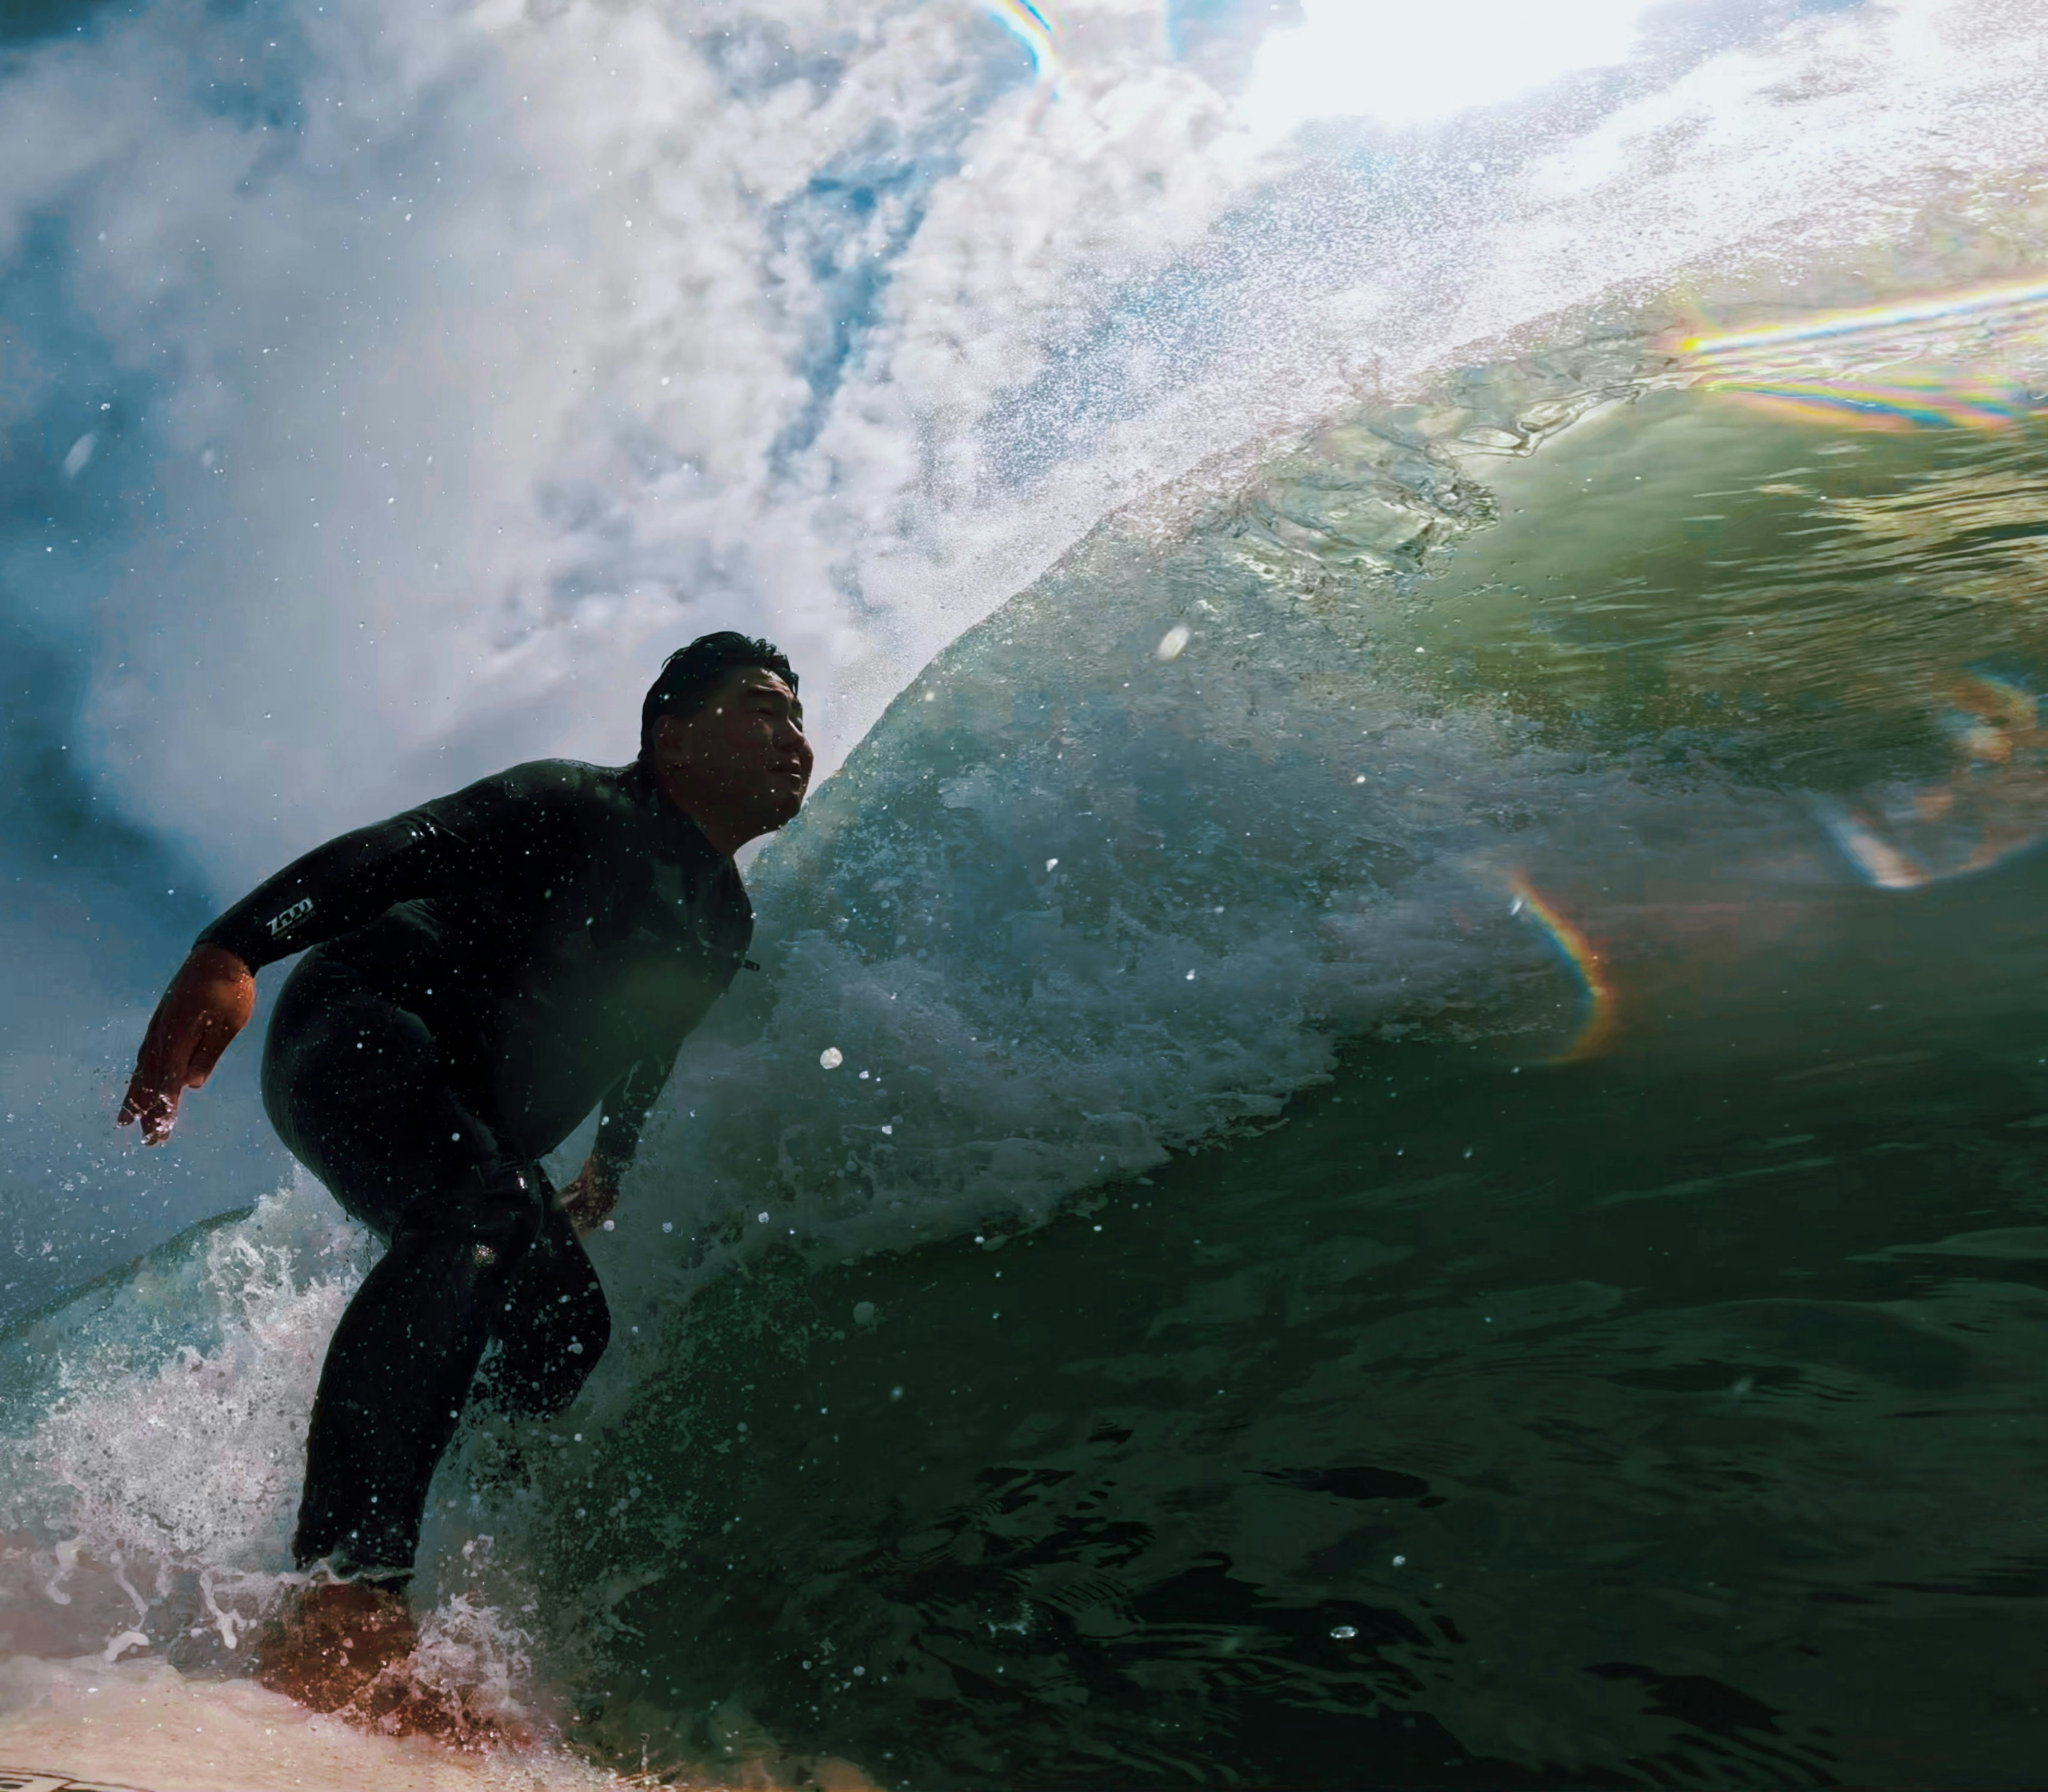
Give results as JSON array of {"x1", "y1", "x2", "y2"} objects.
[{"x1": 654, "y1": 665, "x2": 813, "y2": 838}]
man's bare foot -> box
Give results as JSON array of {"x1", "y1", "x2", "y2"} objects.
[{"x1": 253, "y1": 1579, "x2": 417, "y2": 1713}]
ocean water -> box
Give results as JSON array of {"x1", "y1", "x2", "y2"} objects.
[
  {"x1": 6, "y1": 0, "x2": 2048, "y2": 1787},
  {"x1": 523, "y1": 374, "x2": 2048, "y2": 1787},
  {"x1": 13, "y1": 347, "x2": 2048, "y2": 1786}
]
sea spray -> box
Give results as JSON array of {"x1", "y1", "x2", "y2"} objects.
[{"x1": 596, "y1": 359, "x2": 1684, "y2": 1282}]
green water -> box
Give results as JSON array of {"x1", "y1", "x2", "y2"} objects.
[
  {"x1": 561, "y1": 1019, "x2": 2048, "y2": 1788},
  {"x1": 1390, "y1": 389, "x2": 2048, "y2": 792},
  {"x1": 493, "y1": 393, "x2": 2048, "y2": 1787}
]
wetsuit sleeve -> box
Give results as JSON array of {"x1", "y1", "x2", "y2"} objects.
[
  {"x1": 194, "y1": 763, "x2": 584, "y2": 972},
  {"x1": 589, "y1": 1054, "x2": 676, "y2": 1177}
]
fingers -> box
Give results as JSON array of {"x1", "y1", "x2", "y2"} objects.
[
  {"x1": 561, "y1": 1169, "x2": 619, "y2": 1239},
  {"x1": 117, "y1": 1076, "x2": 179, "y2": 1145},
  {"x1": 185, "y1": 1013, "x2": 236, "y2": 1089},
  {"x1": 117, "y1": 948, "x2": 258, "y2": 1141},
  {"x1": 116, "y1": 994, "x2": 197, "y2": 1144}
]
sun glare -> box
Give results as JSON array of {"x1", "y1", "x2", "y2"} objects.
[{"x1": 1239, "y1": 0, "x2": 1656, "y2": 140}]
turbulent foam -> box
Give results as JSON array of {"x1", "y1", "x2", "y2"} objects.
[
  {"x1": 0, "y1": 1652, "x2": 633, "y2": 1789},
  {"x1": 0, "y1": 1180, "x2": 572, "y2": 1747},
  {"x1": 0, "y1": 1188, "x2": 357, "y2": 1659}
]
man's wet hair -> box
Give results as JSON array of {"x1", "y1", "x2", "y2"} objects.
[{"x1": 640, "y1": 631, "x2": 798, "y2": 761}]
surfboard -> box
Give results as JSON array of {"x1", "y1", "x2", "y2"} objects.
[{"x1": 0, "y1": 1655, "x2": 628, "y2": 1792}]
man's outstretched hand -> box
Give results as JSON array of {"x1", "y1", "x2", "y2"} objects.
[
  {"x1": 117, "y1": 945, "x2": 257, "y2": 1146},
  {"x1": 558, "y1": 1156, "x2": 620, "y2": 1238}
]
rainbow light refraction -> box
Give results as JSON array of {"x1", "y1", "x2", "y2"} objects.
[
  {"x1": 1698, "y1": 367, "x2": 2032, "y2": 433},
  {"x1": 1678, "y1": 275, "x2": 2048, "y2": 357},
  {"x1": 1820, "y1": 671, "x2": 2048, "y2": 891},
  {"x1": 1509, "y1": 873, "x2": 1619, "y2": 1063},
  {"x1": 987, "y1": 0, "x2": 1059, "y2": 73},
  {"x1": 1678, "y1": 274, "x2": 2048, "y2": 432}
]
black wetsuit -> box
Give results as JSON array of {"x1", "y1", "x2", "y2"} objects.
[{"x1": 199, "y1": 759, "x2": 752, "y2": 1579}]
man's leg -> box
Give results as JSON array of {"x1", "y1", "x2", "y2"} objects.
[
  {"x1": 263, "y1": 964, "x2": 546, "y2": 1580},
  {"x1": 475, "y1": 1199, "x2": 612, "y2": 1420},
  {"x1": 292, "y1": 1158, "x2": 545, "y2": 1576}
]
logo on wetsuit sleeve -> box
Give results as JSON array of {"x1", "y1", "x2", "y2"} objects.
[{"x1": 266, "y1": 896, "x2": 315, "y2": 937}]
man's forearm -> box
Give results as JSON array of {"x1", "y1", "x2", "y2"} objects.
[
  {"x1": 589, "y1": 1052, "x2": 677, "y2": 1179},
  {"x1": 588, "y1": 1110, "x2": 643, "y2": 1179}
]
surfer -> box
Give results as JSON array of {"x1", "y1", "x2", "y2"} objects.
[{"x1": 114, "y1": 633, "x2": 811, "y2": 1707}]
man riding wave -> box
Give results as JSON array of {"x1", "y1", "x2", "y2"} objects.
[{"x1": 117, "y1": 632, "x2": 812, "y2": 1706}]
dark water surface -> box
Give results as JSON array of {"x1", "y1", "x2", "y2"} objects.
[{"x1": 544, "y1": 998, "x2": 2048, "y2": 1788}]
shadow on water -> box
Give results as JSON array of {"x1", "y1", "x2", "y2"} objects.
[{"x1": 539, "y1": 856, "x2": 2048, "y2": 1789}]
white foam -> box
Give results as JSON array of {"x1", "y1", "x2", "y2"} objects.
[
  {"x1": 13, "y1": 1185, "x2": 365, "y2": 1590},
  {"x1": 0, "y1": 1181, "x2": 571, "y2": 1750}
]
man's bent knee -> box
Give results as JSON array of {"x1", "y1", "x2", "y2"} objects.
[{"x1": 401, "y1": 1161, "x2": 547, "y2": 1270}]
